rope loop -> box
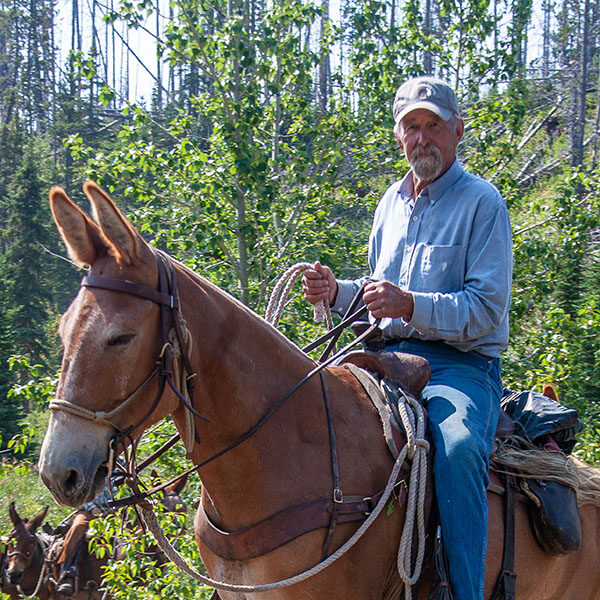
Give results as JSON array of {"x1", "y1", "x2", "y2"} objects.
[
  {"x1": 395, "y1": 389, "x2": 429, "y2": 599},
  {"x1": 265, "y1": 263, "x2": 333, "y2": 330},
  {"x1": 159, "y1": 342, "x2": 173, "y2": 358}
]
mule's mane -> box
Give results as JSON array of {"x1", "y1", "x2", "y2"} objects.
[
  {"x1": 169, "y1": 253, "x2": 314, "y2": 361},
  {"x1": 492, "y1": 437, "x2": 600, "y2": 507}
]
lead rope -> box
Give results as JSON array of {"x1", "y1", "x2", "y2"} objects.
[
  {"x1": 137, "y1": 391, "x2": 428, "y2": 597},
  {"x1": 395, "y1": 386, "x2": 429, "y2": 600},
  {"x1": 265, "y1": 263, "x2": 333, "y2": 329},
  {"x1": 17, "y1": 562, "x2": 47, "y2": 600}
]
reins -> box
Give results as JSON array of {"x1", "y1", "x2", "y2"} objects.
[
  {"x1": 105, "y1": 307, "x2": 379, "y2": 511},
  {"x1": 50, "y1": 252, "x2": 377, "y2": 511}
]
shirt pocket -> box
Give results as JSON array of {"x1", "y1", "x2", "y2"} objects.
[{"x1": 415, "y1": 244, "x2": 464, "y2": 292}]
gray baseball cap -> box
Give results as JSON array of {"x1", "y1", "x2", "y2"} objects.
[{"x1": 393, "y1": 76, "x2": 459, "y2": 123}]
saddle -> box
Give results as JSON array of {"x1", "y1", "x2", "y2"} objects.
[{"x1": 339, "y1": 349, "x2": 431, "y2": 398}]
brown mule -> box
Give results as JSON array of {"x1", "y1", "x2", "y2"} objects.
[
  {"x1": 38, "y1": 182, "x2": 600, "y2": 600},
  {"x1": 5, "y1": 503, "x2": 57, "y2": 600}
]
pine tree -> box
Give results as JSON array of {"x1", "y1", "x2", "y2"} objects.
[
  {"x1": 0, "y1": 297, "x2": 23, "y2": 447},
  {"x1": 1, "y1": 143, "x2": 53, "y2": 366}
]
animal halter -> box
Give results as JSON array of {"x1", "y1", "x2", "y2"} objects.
[
  {"x1": 48, "y1": 250, "x2": 209, "y2": 459},
  {"x1": 7, "y1": 532, "x2": 51, "y2": 599}
]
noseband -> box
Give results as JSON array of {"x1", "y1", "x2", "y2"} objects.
[{"x1": 48, "y1": 251, "x2": 209, "y2": 458}]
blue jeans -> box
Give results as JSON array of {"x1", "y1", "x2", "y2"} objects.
[{"x1": 385, "y1": 340, "x2": 502, "y2": 600}]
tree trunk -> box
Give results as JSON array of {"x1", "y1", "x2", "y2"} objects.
[
  {"x1": 423, "y1": 0, "x2": 432, "y2": 73},
  {"x1": 318, "y1": 0, "x2": 330, "y2": 115},
  {"x1": 156, "y1": 0, "x2": 162, "y2": 108},
  {"x1": 571, "y1": 0, "x2": 589, "y2": 168},
  {"x1": 542, "y1": 0, "x2": 552, "y2": 77}
]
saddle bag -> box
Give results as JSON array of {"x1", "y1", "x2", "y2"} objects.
[
  {"x1": 521, "y1": 477, "x2": 582, "y2": 555},
  {"x1": 501, "y1": 388, "x2": 582, "y2": 453},
  {"x1": 500, "y1": 388, "x2": 583, "y2": 555}
]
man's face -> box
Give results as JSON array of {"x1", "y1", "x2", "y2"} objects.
[{"x1": 396, "y1": 108, "x2": 464, "y2": 181}]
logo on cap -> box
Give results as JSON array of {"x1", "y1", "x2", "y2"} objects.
[{"x1": 417, "y1": 85, "x2": 433, "y2": 99}]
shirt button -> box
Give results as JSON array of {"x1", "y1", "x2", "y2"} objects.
[{"x1": 412, "y1": 215, "x2": 419, "y2": 221}]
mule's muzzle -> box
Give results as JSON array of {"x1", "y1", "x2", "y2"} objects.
[
  {"x1": 39, "y1": 453, "x2": 108, "y2": 508},
  {"x1": 7, "y1": 566, "x2": 23, "y2": 585},
  {"x1": 38, "y1": 413, "x2": 114, "y2": 508}
]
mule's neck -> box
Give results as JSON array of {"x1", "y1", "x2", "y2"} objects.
[{"x1": 171, "y1": 267, "x2": 328, "y2": 524}]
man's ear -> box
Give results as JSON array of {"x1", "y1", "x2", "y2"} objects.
[
  {"x1": 455, "y1": 117, "x2": 465, "y2": 144},
  {"x1": 394, "y1": 122, "x2": 404, "y2": 152}
]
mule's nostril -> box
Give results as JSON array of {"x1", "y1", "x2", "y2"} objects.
[{"x1": 64, "y1": 469, "x2": 82, "y2": 494}]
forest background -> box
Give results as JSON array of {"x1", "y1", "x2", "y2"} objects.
[{"x1": 1, "y1": 0, "x2": 600, "y2": 596}]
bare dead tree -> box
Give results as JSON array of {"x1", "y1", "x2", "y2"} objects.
[
  {"x1": 571, "y1": 0, "x2": 590, "y2": 168},
  {"x1": 318, "y1": 0, "x2": 330, "y2": 115}
]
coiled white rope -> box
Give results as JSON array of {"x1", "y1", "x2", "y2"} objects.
[
  {"x1": 394, "y1": 386, "x2": 429, "y2": 600},
  {"x1": 265, "y1": 262, "x2": 333, "y2": 329}
]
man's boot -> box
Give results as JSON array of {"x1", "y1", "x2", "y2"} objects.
[{"x1": 57, "y1": 568, "x2": 77, "y2": 597}]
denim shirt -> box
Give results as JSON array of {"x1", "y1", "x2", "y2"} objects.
[{"x1": 333, "y1": 159, "x2": 513, "y2": 358}]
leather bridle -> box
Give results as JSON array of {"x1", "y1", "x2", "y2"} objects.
[
  {"x1": 49, "y1": 251, "x2": 209, "y2": 451},
  {"x1": 6, "y1": 532, "x2": 50, "y2": 597}
]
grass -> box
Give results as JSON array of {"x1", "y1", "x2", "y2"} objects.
[{"x1": 0, "y1": 462, "x2": 73, "y2": 535}]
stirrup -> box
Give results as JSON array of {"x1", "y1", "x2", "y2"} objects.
[{"x1": 57, "y1": 571, "x2": 78, "y2": 597}]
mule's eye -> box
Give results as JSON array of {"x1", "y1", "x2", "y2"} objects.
[{"x1": 106, "y1": 333, "x2": 135, "y2": 349}]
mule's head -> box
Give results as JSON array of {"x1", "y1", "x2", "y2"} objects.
[
  {"x1": 158, "y1": 471, "x2": 189, "y2": 514},
  {"x1": 38, "y1": 182, "x2": 179, "y2": 507},
  {"x1": 5, "y1": 503, "x2": 47, "y2": 585}
]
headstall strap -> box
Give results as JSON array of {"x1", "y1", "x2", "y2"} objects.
[{"x1": 49, "y1": 250, "x2": 211, "y2": 510}]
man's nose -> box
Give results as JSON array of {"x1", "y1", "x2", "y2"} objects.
[{"x1": 416, "y1": 129, "x2": 430, "y2": 145}]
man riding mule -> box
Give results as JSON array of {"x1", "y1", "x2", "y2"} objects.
[
  {"x1": 303, "y1": 76, "x2": 512, "y2": 600},
  {"x1": 36, "y1": 138, "x2": 600, "y2": 596}
]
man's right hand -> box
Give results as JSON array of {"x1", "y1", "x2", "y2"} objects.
[{"x1": 302, "y1": 261, "x2": 338, "y2": 306}]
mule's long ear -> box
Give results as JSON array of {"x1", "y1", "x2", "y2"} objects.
[
  {"x1": 543, "y1": 383, "x2": 560, "y2": 403},
  {"x1": 8, "y1": 502, "x2": 21, "y2": 527},
  {"x1": 28, "y1": 506, "x2": 49, "y2": 533},
  {"x1": 170, "y1": 471, "x2": 188, "y2": 494},
  {"x1": 50, "y1": 186, "x2": 106, "y2": 267},
  {"x1": 83, "y1": 181, "x2": 145, "y2": 265}
]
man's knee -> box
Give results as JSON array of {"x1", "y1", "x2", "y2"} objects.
[{"x1": 438, "y1": 428, "x2": 489, "y2": 474}]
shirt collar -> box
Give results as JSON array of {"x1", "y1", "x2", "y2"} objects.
[{"x1": 398, "y1": 158, "x2": 463, "y2": 205}]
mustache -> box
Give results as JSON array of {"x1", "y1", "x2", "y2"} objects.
[{"x1": 410, "y1": 145, "x2": 442, "y2": 161}]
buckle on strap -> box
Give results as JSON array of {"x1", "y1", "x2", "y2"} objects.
[
  {"x1": 333, "y1": 488, "x2": 343, "y2": 503},
  {"x1": 362, "y1": 495, "x2": 375, "y2": 515}
]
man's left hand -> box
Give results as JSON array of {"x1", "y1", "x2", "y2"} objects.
[{"x1": 363, "y1": 281, "x2": 414, "y2": 321}]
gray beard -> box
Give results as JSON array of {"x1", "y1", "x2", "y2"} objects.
[{"x1": 409, "y1": 146, "x2": 444, "y2": 181}]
